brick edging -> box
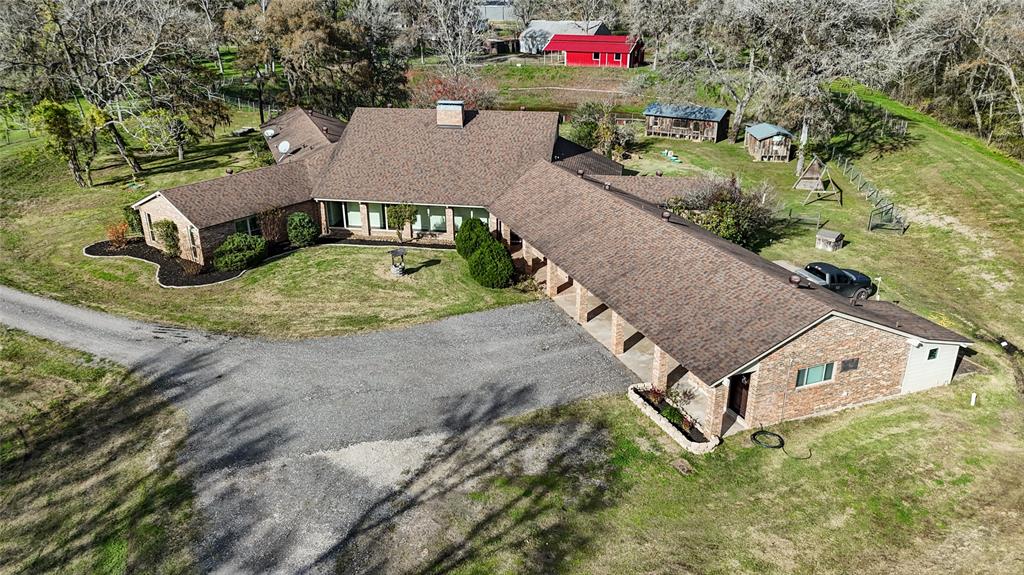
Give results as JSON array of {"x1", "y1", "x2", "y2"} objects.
[{"x1": 627, "y1": 384, "x2": 721, "y2": 454}]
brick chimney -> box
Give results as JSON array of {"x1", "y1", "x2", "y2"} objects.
[{"x1": 436, "y1": 100, "x2": 465, "y2": 128}]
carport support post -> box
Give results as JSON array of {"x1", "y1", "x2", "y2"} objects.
[
  {"x1": 522, "y1": 240, "x2": 533, "y2": 273},
  {"x1": 546, "y1": 262, "x2": 558, "y2": 297},
  {"x1": 611, "y1": 311, "x2": 625, "y2": 355},
  {"x1": 575, "y1": 283, "x2": 588, "y2": 324},
  {"x1": 652, "y1": 345, "x2": 669, "y2": 392}
]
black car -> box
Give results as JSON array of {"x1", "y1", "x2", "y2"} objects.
[{"x1": 803, "y1": 262, "x2": 876, "y2": 299}]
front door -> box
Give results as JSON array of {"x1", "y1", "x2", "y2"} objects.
[{"x1": 727, "y1": 373, "x2": 750, "y2": 418}]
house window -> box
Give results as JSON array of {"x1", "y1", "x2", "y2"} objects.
[
  {"x1": 188, "y1": 226, "x2": 198, "y2": 259},
  {"x1": 234, "y1": 216, "x2": 261, "y2": 236},
  {"x1": 367, "y1": 203, "x2": 387, "y2": 229},
  {"x1": 146, "y1": 213, "x2": 155, "y2": 240},
  {"x1": 613, "y1": 53, "x2": 621, "y2": 62},
  {"x1": 452, "y1": 207, "x2": 489, "y2": 231},
  {"x1": 592, "y1": 52, "x2": 600, "y2": 61},
  {"x1": 345, "y1": 202, "x2": 362, "y2": 228},
  {"x1": 927, "y1": 348, "x2": 939, "y2": 360},
  {"x1": 326, "y1": 202, "x2": 346, "y2": 227},
  {"x1": 840, "y1": 358, "x2": 860, "y2": 372},
  {"x1": 796, "y1": 362, "x2": 834, "y2": 387},
  {"x1": 414, "y1": 205, "x2": 447, "y2": 233}
]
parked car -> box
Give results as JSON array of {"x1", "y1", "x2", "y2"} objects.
[{"x1": 802, "y1": 262, "x2": 876, "y2": 299}]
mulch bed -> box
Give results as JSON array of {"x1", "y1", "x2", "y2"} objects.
[
  {"x1": 85, "y1": 238, "x2": 244, "y2": 287},
  {"x1": 634, "y1": 388, "x2": 709, "y2": 444}
]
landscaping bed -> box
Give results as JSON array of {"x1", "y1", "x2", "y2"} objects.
[
  {"x1": 627, "y1": 384, "x2": 717, "y2": 454},
  {"x1": 84, "y1": 237, "x2": 244, "y2": 287}
]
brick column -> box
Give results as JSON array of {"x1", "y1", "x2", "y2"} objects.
[
  {"x1": 575, "y1": 283, "x2": 588, "y2": 323},
  {"x1": 546, "y1": 262, "x2": 558, "y2": 297},
  {"x1": 611, "y1": 311, "x2": 625, "y2": 355},
  {"x1": 501, "y1": 224, "x2": 511, "y2": 245},
  {"x1": 652, "y1": 345, "x2": 669, "y2": 392},
  {"x1": 318, "y1": 201, "x2": 329, "y2": 235},
  {"x1": 521, "y1": 240, "x2": 533, "y2": 273},
  {"x1": 704, "y1": 382, "x2": 729, "y2": 437},
  {"x1": 444, "y1": 207, "x2": 455, "y2": 241},
  {"x1": 359, "y1": 203, "x2": 370, "y2": 236},
  {"x1": 403, "y1": 221, "x2": 413, "y2": 241},
  {"x1": 488, "y1": 213, "x2": 498, "y2": 234}
]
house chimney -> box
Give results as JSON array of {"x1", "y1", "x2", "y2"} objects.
[{"x1": 436, "y1": 100, "x2": 465, "y2": 128}]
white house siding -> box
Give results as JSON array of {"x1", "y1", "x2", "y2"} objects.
[{"x1": 900, "y1": 342, "x2": 960, "y2": 394}]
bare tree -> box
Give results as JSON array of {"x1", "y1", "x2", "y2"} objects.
[
  {"x1": 426, "y1": 0, "x2": 483, "y2": 77},
  {"x1": 512, "y1": 0, "x2": 549, "y2": 31},
  {"x1": 193, "y1": 0, "x2": 230, "y2": 74},
  {"x1": 625, "y1": 0, "x2": 672, "y2": 70},
  {"x1": 562, "y1": 0, "x2": 617, "y2": 31}
]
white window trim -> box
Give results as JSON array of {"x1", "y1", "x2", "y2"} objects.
[{"x1": 795, "y1": 362, "x2": 836, "y2": 389}]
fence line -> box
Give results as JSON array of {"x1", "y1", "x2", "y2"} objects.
[{"x1": 833, "y1": 153, "x2": 909, "y2": 234}]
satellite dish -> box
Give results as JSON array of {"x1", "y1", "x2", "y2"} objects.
[
  {"x1": 277, "y1": 140, "x2": 291, "y2": 155},
  {"x1": 263, "y1": 128, "x2": 276, "y2": 138}
]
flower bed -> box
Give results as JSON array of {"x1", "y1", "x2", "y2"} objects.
[
  {"x1": 84, "y1": 238, "x2": 244, "y2": 287},
  {"x1": 627, "y1": 384, "x2": 720, "y2": 454}
]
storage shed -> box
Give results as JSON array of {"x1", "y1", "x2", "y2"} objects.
[
  {"x1": 519, "y1": 20, "x2": 609, "y2": 54},
  {"x1": 644, "y1": 103, "x2": 730, "y2": 142},
  {"x1": 543, "y1": 34, "x2": 644, "y2": 68},
  {"x1": 745, "y1": 123, "x2": 793, "y2": 162}
]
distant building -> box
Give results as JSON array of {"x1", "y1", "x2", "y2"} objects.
[
  {"x1": 543, "y1": 35, "x2": 644, "y2": 68},
  {"x1": 519, "y1": 20, "x2": 609, "y2": 54},
  {"x1": 478, "y1": 0, "x2": 515, "y2": 22},
  {"x1": 644, "y1": 103, "x2": 730, "y2": 143},
  {"x1": 745, "y1": 123, "x2": 793, "y2": 162}
]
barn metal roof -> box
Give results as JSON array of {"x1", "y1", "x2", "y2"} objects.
[
  {"x1": 746, "y1": 122, "x2": 794, "y2": 140},
  {"x1": 644, "y1": 103, "x2": 729, "y2": 122}
]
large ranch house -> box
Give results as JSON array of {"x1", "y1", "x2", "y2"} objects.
[{"x1": 133, "y1": 102, "x2": 970, "y2": 440}]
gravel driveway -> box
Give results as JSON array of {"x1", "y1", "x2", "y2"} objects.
[{"x1": 0, "y1": 286, "x2": 638, "y2": 573}]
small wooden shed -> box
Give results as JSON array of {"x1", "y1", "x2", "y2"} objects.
[
  {"x1": 744, "y1": 123, "x2": 793, "y2": 162},
  {"x1": 643, "y1": 103, "x2": 730, "y2": 143}
]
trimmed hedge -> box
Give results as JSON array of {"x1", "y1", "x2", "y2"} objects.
[
  {"x1": 213, "y1": 233, "x2": 268, "y2": 272},
  {"x1": 455, "y1": 218, "x2": 490, "y2": 259},
  {"x1": 152, "y1": 220, "x2": 179, "y2": 258},
  {"x1": 287, "y1": 211, "x2": 318, "y2": 247},
  {"x1": 123, "y1": 205, "x2": 143, "y2": 235},
  {"x1": 468, "y1": 237, "x2": 515, "y2": 288}
]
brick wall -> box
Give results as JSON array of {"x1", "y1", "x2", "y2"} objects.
[
  {"x1": 138, "y1": 195, "x2": 198, "y2": 263},
  {"x1": 198, "y1": 200, "x2": 320, "y2": 267},
  {"x1": 745, "y1": 316, "x2": 909, "y2": 426}
]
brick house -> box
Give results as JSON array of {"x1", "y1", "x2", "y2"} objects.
[{"x1": 134, "y1": 103, "x2": 969, "y2": 439}]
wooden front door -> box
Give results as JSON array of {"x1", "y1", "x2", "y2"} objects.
[{"x1": 728, "y1": 373, "x2": 751, "y2": 418}]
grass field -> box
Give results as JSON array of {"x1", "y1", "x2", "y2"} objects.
[
  {"x1": 338, "y1": 362, "x2": 1024, "y2": 574},
  {"x1": 621, "y1": 107, "x2": 1024, "y2": 349},
  {"x1": 0, "y1": 111, "x2": 535, "y2": 338},
  {"x1": 0, "y1": 328, "x2": 195, "y2": 574}
]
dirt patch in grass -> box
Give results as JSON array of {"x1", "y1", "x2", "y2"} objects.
[
  {"x1": 331, "y1": 366, "x2": 1024, "y2": 575},
  {"x1": 0, "y1": 328, "x2": 195, "y2": 574}
]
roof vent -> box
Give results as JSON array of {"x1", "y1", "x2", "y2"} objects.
[
  {"x1": 788, "y1": 274, "x2": 802, "y2": 287},
  {"x1": 662, "y1": 210, "x2": 672, "y2": 220},
  {"x1": 603, "y1": 182, "x2": 611, "y2": 190},
  {"x1": 577, "y1": 169, "x2": 585, "y2": 177},
  {"x1": 656, "y1": 170, "x2": 663, "y2": 177},
  {"x1": 322, "y1": 126, "x2": 329, "y2": 133},
  {"x1": 436, "y1": 100, "x2": 464, "y2": 128}
]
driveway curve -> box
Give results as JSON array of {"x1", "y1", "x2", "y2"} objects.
[{"x1": 0, "y1": 286, "x2": 638, "y2": 573}]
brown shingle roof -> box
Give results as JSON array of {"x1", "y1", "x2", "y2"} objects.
[
  {"x1": 601, "y1": 175, "x2": 697, "y2": 205},
  {"x1": 313, "y1": 107, "x2": 560, "y2": 206},
  {"x1": 261, "y1": 107, "x2": 346, "y2": 163},
  {"x1": 153, "y1": 157, "x2": 320, "y2": 229},
  {"x1": 489, "y1": 162, "x2": 968, "y2": 383},
  {"x1": 551, "y1": 137, "x2": 623, "y2": 176}
]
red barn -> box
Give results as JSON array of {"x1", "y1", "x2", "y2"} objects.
[{"x1": 543, "y1": 34, "x2": 644, "y2": 68}]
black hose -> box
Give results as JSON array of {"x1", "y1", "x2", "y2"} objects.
[{"x1": 751, "y1": 427, "x2": 811, "y2": 460}]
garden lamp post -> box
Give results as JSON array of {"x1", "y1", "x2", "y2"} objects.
[{"x1": 389, "y1": 248, "x2": 406, "y2": 276}]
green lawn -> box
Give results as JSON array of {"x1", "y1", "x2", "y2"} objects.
[
  {"x1": 622, "y1": 108, "x2": 1024, "y2": 347},
  {"x1": 0, "y1": 328, "x2": 195, "y2": 574},
  {"x1": 0, "y1": 111, "x2": 535, "y2": 338},
  {"x1": 337, "y1": 364, "x2": 1024, "y2": 574}
]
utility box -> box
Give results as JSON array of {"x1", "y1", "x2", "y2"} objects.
[{"x1": 816, "y1": 229, "x2": 844, "y2": 252}]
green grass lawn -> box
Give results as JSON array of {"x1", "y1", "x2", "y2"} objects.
[
  {"x1": 0, "y1": 111, "x2": 535, "y2": 338},
  {"x1": 339, "y1": 365, "x2": 1024, "y2": 574},
  {"x1": 623, "y1": 110, "x2": 1024, "y2": 347},
  {"x1": 0, "y1": 328, "x2": 195, "y2": 574}
]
